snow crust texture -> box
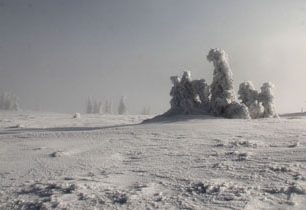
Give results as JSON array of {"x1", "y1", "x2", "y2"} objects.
[{"x1": 1, "y1": 112, "x2": 306, "y2": 209}]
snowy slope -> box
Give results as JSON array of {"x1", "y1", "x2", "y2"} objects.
[{"x1": 0, "y1": 111, "x2": 306, "y2": 210}]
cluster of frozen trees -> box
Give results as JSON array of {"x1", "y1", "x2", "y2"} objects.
[
  {"x1": 86, "y1": 97, "x2": 127, "y2": 115},
  {"x1": 86, "y1": 98, "x2": 103, "y2": 114},
  {"x1": 0, "y1": 92, "x2": 20, "y2": 111},
  {"x1": 166, "y1": 48, "x2": 277, "y2": 119},
  {"x1": 238, "y1": 81, "x2": 277, "y2": 118},
  {"x1": 167, "y1": 71, "x2": 210, "y2": 115}
]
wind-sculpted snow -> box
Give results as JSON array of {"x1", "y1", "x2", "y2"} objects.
[{"x1": 1, "y1": 112, "x2": 306, "y2": 209}]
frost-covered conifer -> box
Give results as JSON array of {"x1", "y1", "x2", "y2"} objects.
[
  {"x1": 86, "y1": 97, "x2": 93, "y2": 114},
  {"x1": 179, "y1": 71, "x2": 200, "y2": 114},
  {"x1": 238, "y1": 81, "x2": 263, "y2": 118},
  {"x1": 168, "y1": 72, "x2": 210, "y2": 115},
  {"x1": 207, "y1": 49, "x2": 249, "y2": 118},
  {"x1": 0, "y1": 92, "x2": 20, "y2": 111},
  {"x1": 103, "y1": 100, "x2": 113, "y2": 114},
  {"x1": 207, "y1": 49, "x2": 236, "y2": 115},
  {"x1": 259, "y1": 82, "x2": 278, "y2": 118},
  {"x1": 169, "y1": 76, "x2": 182, "y2": 111},
  {"x1": 118, "y1": 96, "x2": 127, "y2": 115},
  {"x1": 192, "y1": 79, "x2": 210, "y2": 108},
  {"x1": 97, "y1": 102, "x2": 103, "y2": 114},
  {"x1": 93, "y1": 100, "x2": 98, "y2": 114}
]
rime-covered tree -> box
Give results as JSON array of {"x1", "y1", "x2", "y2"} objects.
[
  {"x1": 168, "y1": 71, "x2": 210, "y2": 115},
  {"x1": 86, "y1": 97, "x2": 93, "y2": 114},
  {"x1": 0, "y1": 92, "x2": 20, "y2": 111},
  {"x1": 179, "y1": 71, "x2": 200, "y2": 114},
  {"x1": 11, "y1": 95, "x2": 19, "y2": 111},
  {"x1": 192, "y1": 79, "x2": 210, "y2": 109},
  {"x1": 104, "y1": 100, "x2": 113, "y2": 114},
  {"x1": 207, "y1": 49, "x2": 249, "y2": 119},
  {"x1": 207, "y1": 48, "x2": 235, "y2": 115},
  {"x1": 118, "y1": 96, "x2": 127, "y2": 115},
  {"x1": 258, "y1": 82, "x2": 278, "y2": 118},
  {"x1": 238, "y1": 81, "x2": 263, "y2": 119},
  {"x1": 93, "y1": 100, "x2": 98, "y2": 114},
  {"x1": 169, "y1": 76, "x2": 182, "y2": 111},
  {"x1": 97, "y1": 102, "x2": 103, "y2": 114},
  {"x1": 86, "y1": 98, "x2": 103, "y2": 114}
]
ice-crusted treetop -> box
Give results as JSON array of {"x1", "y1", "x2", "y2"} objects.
[
  {"x1": 260, "y1": 82, "x2": 275, "y2": 99},
  {"x1": 259, "y1": 82, "x2": 275, "y2": 103},
  {"x1": 238, "y1": 81, "x2": 263, "y2": 119},
  {"x1": 207, "y1": 48, "x2": 233, "y2": 89},
  {"x1": 238, "y1": 81, "x2": 259, "y2": 106},
  {"x1": 167, "y1": 71, "x2": 210, "y2": 115},
  {"x1": 259, "y1": 82, "x2": 277, "y2": 118},
  {"x1": 239, "y1": 81, "x2": 256, "y2": 91},
  {"x1": 170, "y1": 76, "x2": 181, "y2": 86},
  {"x1": 207, "y1": 48, "x2": 237, "y2": 116},
  {"x1": 181, "y1": 71, "x2": 192, "y2": 82}
]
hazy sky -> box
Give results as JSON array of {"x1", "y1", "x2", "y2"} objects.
[{"x1": 0, "y1": 0, "x2": 306, "y2": 114}]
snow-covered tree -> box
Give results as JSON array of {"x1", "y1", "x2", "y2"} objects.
[
  {"x1": 93, "y1": 100, "x2": 98, "y2": 114},
  {"x1": 180, "y1": 71, "x2": 201, "y2": 114},
  {"x1": 258, "y1": 82, "x2": 278, "y2": 118},
  {"x1": 169, "y1": 76, "x2": 182, "y2": 111},
  {"x1": 238, "y1": 81, "x2": 263, "y2": 119},
  {"x1": 86, "y1": 98, "x2": 103, "y2": 114},
  {"x1": 167, "y1": 71, "x2": 210, "y2": 115},
  {"x1": 86, "y1": 97, "x2": 93, "y2": 114},
  {"x1": 118, "y1": 96, "x2": 127, "y2": 115},
  {"x1": 104, "y1": 100, "x2": 113, "y2": 114},
  {"x1": 11, "y1": 95, "x2": 19, "y2": 111},
  {"x1": 97, "y1": 102, "x2": 103, "y2": 114},
  {"x1": 207, "y1": 49, "x2": 249, "y2": 119},
  {"x1": 0, "y1": 92, "x2": 20, "y2": 111},
  {"x1": 192, "y1": 79, "x2": 210, "y2": 108},
  {"x1": 207, "y1": 48, "x2": 235, "y2": 113}
]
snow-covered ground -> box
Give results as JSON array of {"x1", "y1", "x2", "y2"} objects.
[{"x1": 0, "y1": 111, "x2": 306, "y2": 210}]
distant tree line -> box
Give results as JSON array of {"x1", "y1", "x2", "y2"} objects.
[
  {"x1": 86, "y1": 96, "x2": 127, "y2": 115},
  {"x1": 86, "y1": 96, "x2": 151, "y2": 115}
]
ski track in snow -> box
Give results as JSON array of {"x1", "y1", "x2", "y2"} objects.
[{"x1": 0, "y1": 111, "x2": 306, "y2": 210}]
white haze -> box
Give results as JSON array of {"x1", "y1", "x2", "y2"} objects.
[{"x1": 0, "y1": 0, "x2": 305, "y2": 114}]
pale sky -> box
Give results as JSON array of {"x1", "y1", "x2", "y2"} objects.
[{"x1": 0, "y1": 0, "x2": 306, "y2": 114}]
